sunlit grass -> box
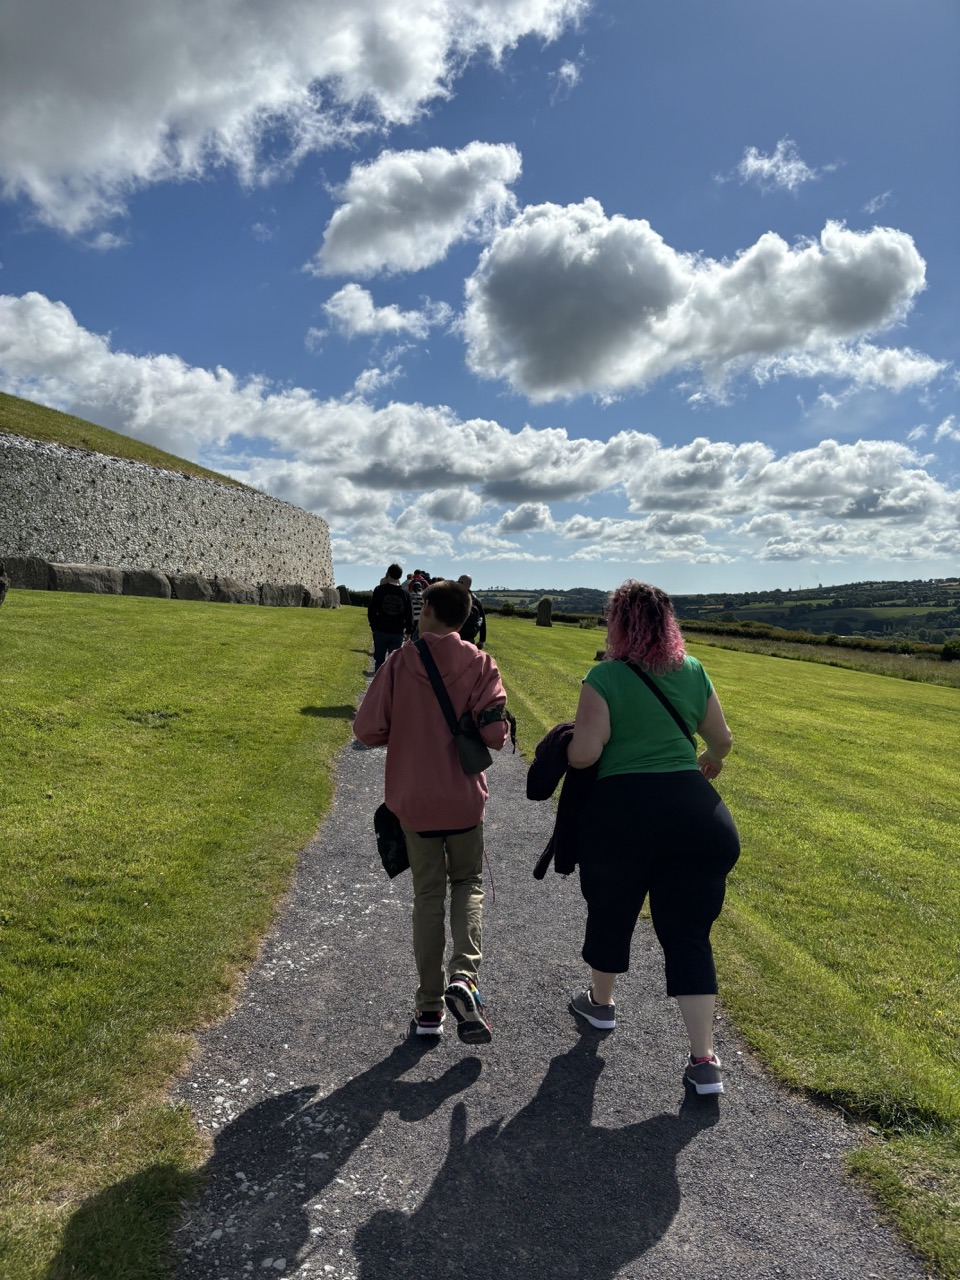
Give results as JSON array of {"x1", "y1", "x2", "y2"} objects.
[{"x1": 0, "y1": 592, "x2": 369, "y2": 1278}]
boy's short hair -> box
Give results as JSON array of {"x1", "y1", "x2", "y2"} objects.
[
  {"x1": 386, "y1": 563, "x2": 402, "y2": 581},
  {"x1": 423, "y1": 579, "x2": 471, "y2": 629}
]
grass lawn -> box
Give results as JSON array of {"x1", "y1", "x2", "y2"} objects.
[
  {"x1": 0, "y1": 592, "x2": 370, "y2": 1279},
  {"x1": 486, "y1": 616, "x2": 960, "y2": 1278}
]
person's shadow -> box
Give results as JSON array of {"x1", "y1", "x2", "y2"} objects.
[
  {"x1": 354, "y1": 1031, "x2": 718, "y2": 1279},
  {"x1": 46, "y1": 1040, "x2": 480, "y2": 1279}
]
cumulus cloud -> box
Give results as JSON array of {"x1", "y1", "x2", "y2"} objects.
[
  {"x1": 737, "y1": 137, "x2": 825, "y2": 193},
  {"x1": 321, "y1": 283, "x2": 451, "y2": 339},
  {"x1": 310, "y1": 142, "x2": 522, "y2": 277},
  {"x1": 463, "y1": 200, "x2": 935, "y2": 401},
  {"x1": 0, "y1": 0, "x2": 585, "y2": 234},
  {"x1": 2, "y1": 290, "x2": 958, "y2": 571},
  {"x1": 498, "y1": 502, "x2": 554, "y2": 531}
]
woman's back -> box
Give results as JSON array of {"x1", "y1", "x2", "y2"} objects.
[{"x1": 583, "y1": 655, "x2": 712, "y2": 777}]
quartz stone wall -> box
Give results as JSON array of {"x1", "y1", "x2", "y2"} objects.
[{"x1": 0, "y1": 434, "x2": 335, "y2": 598}]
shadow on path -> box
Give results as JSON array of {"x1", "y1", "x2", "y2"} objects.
[
  {"x1": 172, "y1": 1039, "x2": 481, "y2": 1276},
  {"x1": 355, "y1": 1029, "x2": 719, "y2": 1280},
  {"x1": 300, "y1": 703, "x2": 359, "y2": 718}
]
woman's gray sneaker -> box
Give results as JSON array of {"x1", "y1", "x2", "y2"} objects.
[
  {"x1": 569, "y1": 988, "x2": 616, "y2": 1030},
  {"x1": 684, "y1": 1054, "x2": 724, "y2": 1095}
]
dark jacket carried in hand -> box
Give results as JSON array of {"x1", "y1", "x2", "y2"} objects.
[
  {"x1": 526, "y1": 722, "x2": 599, "y2": 878},
  {"x1": 367, "y1": 581, "x2": 413, "y2": 636}
]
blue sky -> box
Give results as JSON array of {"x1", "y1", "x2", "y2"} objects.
[{"x1": 1, "y1": 0, "x2": 957, "y2": 593}]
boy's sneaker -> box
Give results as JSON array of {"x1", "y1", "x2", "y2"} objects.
[
  {"x1": 569, "y1": 988, "x2": 616, "y2": 1030},
  {"x1": 684, "y1": 1053, "x2": 724, "y2": 1095},
  {"x1": 444, "y1": 975, "x2": 492, "y2": 1044},
  {"x1": 414, "y1": 1010, "x2": 444, "y2": 1036}
]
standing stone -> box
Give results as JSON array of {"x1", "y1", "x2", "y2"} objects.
[{"x1": 536, "y1": 596, "x2": 553, "y2": 627}]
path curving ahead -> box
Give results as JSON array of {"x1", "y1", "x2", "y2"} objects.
[{"x1": 173, "y1": 731, "x2": 929, "y2": 1280}]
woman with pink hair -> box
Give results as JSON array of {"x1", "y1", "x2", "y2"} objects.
[{"x1": 566, "y1": 580, "x2": 740, "y2": 1096}]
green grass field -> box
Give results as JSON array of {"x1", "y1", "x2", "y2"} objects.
[
  {"x1": 0, "y1": 592, "x2": 370, "y2": 1278},
  {"x1": 484, "y1": 615, "x2": 960, "y2": 1277},
  {"x1": 3, "y1": 600, "x2": 959, "y2": 1277}
]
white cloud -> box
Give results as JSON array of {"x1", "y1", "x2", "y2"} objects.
[
  {"x1": 737, "y1": 137, "x2": 823, "y2": 193},
  {"x1": 864, "y1": 191, "x2": 893, "y2": 216},
  {"x1": 0, "y1": 0, "x2": 585, "y2": 234},
  {"x1": 934, "y1": 415, "x2": 960, "y2": 443},
  {"x1": 550, "y1": 57, "x2": 582, "y2": 100},
  {"x1": 3, "y1": 290, "x2": 958, "y2": 572},
  {"x1": 906, "y1": 425, "x2": 927, "y2": 442},
  {"x1": 498, "y1": 501, "x2": 554, "y2": 532},
  {"x1": 321, "y1": 283, "x2": 451, "y2": 339},
  {"x1": 463, "y1": 201, "x2": 935, "y2": 401},
  {"x1": 351, "y1": 365, "x2": 406, "y2": 397},
  {"x1": 310, "y1": 142, "x2": 522, "y2": 277}
]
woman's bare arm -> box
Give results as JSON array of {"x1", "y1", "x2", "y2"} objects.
[
  {"x1": 696, "y1": 691, "x2": 732, "y2": 779},
  {"x1": 567, "y1": 682, "x2": 611, "y2": 769}
]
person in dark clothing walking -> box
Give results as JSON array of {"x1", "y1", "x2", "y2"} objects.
[
  {"x1": 367, "y1": 564, "x2": 413, "y2": 671},
  {"x1": 456, "y1": 575, "x2": 486, "y2": 649}
]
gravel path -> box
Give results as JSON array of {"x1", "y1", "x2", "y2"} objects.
[{"x1": 173, "y1": 727, "x2": 929, "y2": 1280}]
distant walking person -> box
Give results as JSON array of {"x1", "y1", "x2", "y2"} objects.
[
  {"x1": 367, "y1": 564, "x2": 413, "y2": 672},
  {"x1": 565, "y1": 580, "x2": 740, "y2": 1096},
  {"x1": 456, "y1": 575, "x2": 486, "y2": 649},
  {"x1": 409, "y1": 577, "x2": 425, "y2": 640},
  {"x1": 354, "y1": 580, "x2": 511, "y2": 1041}
]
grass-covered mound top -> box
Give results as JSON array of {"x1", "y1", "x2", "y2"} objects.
[{"x1": 0, "y1": 390, "x2": 245, "y2": 488}]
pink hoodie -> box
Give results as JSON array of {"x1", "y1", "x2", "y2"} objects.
[{"x1": 353, "y1": 632, "x2": 509, "y2": 832}]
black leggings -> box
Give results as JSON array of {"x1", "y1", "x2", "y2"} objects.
[{"x1": 577, "y1": 772, "x2": 740, "y2": 996}]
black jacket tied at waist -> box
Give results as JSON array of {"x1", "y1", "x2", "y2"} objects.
[{"x1": 526, "y1": 722, "x2": 599, "y2": 878}]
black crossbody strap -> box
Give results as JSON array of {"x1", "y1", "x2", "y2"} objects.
[
  {"x1": 623, "y1": 661, "x2": 696, "y2": 747},
  {"x1": 416, "y1": 639, "x2": 460, "y2": 736}
]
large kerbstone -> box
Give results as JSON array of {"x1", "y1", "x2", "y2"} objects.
[
  {"x1": 4, "y1": 555, "x2": 51, "y2": 590},
  {"x1": 169, "y1": 573, "x2": 215, "y2": 602},
  {"x1": 123, "y1": 568, "x2": 172, "y2": 599},
  {"x1": 213, "y1": 576, "x2": 259, "y2": 605},
  {"x1": 261, "y1": 582, "x2": 306, "y2": 607},
  {"x1": 50, "y1": 563, "x2": 124, "y2": 595}
]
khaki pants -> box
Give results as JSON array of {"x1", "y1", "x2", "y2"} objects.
[{"x1": 403, "y1": 824, "x2": 484, "y2": 1012}]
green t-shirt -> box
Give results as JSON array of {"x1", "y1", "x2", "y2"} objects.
[{"x1": 583, "y1": 656, "x2": 714, "y2": 778}]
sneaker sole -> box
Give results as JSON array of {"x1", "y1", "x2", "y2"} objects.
[
  {"x1": 444, "y1": 985, "x2": 492, "y2": 1044},
  {"x1": 415, "y1": 1023, "x2": 444, "y2": 1036},
  {"x1": 569, "y1": 999, "x2": 616, "y2": 1031},
  {"x1": 684, "y1": 1075, "x2": 724, "y2": 1095}
]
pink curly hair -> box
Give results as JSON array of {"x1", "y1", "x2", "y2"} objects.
[{"x1": 604, "y1": 580, "x2": 686, "y2": 674}]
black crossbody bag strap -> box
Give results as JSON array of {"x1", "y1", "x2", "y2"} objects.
[
  {"x1": 623, "y1": 661, "x2": 696, "y2": 747},
  {"x1": 416, "y1": 639, "x2": 460, "y2": 736}
]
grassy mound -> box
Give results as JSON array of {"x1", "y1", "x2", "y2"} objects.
[{"x1": 0, "y1": 390, "x2": 245, "y2": 487}]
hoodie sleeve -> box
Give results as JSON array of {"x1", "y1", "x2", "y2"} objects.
[
  {"x1": 468, "y1": 654, "x2": 509, "y2": 751},
  {"x1": 353, "y1": 663, "x2": 394, "y2": 746}
]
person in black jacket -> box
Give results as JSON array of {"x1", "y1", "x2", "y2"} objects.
[
  {"x1": 367, "y1": 564, "x2": 413, "y2": 671},
  {"x1": 456, "y1": 575, "x2": 486, "y2": 648}
]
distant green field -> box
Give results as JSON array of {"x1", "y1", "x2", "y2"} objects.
[{"x1": 486, "y1": 615, "x2": 960, "y2": 1277}]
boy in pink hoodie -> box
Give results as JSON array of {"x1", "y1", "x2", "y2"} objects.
[{"x1": 354, "y1": 579, "x2": 510, "y2": 1041}]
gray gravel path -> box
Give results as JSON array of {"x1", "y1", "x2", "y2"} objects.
[{"x1": 173, "y1": 727, "x2": 929, "y2": 1280}]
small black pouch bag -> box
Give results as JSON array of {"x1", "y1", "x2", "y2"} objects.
[{"x1": 374, "y1": 803, "x2": 409, "y2": 878}]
